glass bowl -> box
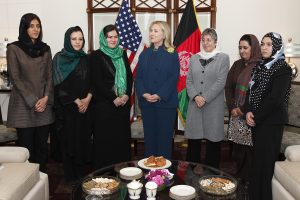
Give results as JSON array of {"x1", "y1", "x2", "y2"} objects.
[
  {"x1": 82, "y1": 175, "x2": 120, "y2": 196},
  {"x1": 199, "y1": 175, "x2": 237, "y2": 196}
]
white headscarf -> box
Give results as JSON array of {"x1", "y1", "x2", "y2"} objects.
[{"x1": 197, "y1": 28, "x2": 221, "y2": 59}]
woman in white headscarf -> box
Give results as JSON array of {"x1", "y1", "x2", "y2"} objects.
[
  {"x1": 246, "y1": 32, "x2": 292, "y2": 200},
  {"x1": 185, "y1": 28, "x2": 229, "y2": 169}
]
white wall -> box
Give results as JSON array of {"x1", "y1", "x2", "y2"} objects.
[
  {"x1": 0, "y1": 0, "x2": 88, "y2": 55},
  {"x1": 217, "y1": 0, "x2": 300, "y2": 78},
  {"x1": 0, "y1": 0, "x2": 41, "y2": 43},
  {"x1": 41, "y1": 0, "x2": 88, "y2": 54}
]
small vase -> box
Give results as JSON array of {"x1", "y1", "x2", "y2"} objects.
[{"x1": 157, "y1": 184, "x2": 166, "y2": 191}]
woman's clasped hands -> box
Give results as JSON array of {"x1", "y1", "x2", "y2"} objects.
[
  {"x1": 35, "y1": 96, "x2": 48, "y2": 112},
  {"x1": 194, "y1": 95, "x2": 206, "y2": 108},
  {"x1": 75, "y1": 93, "x2": 92, "y2": 113},
  {"x1": 113, "y1": 94, "x2": 129, "y2": 107},
  {"x1": 143, "y1": 93, "x2": 161, "y2": 103}
]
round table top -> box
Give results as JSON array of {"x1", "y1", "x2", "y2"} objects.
[{"x1": 72, "y1": 160, "x2": 247, "y2": 200}]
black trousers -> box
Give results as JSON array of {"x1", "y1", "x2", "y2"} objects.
[
  {"x1": 186, "y1": 139, "x2": 221, "y2": 169},
  {"x1": 61, "y1": 152, "x2": 85, "y2": 182},
  {"x1": 232, "y1": 143, "x2": 253, "y2": 182},
  {"x1": 17, "y1": 125, "x2": 50, "y2": 172},
  {"x1": 249, "y1": 124, "x2": 283, "y2": 200}
]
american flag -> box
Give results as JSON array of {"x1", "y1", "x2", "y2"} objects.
[{"x1": 115, "y1": 0, "x2": 144, "y2": 120}]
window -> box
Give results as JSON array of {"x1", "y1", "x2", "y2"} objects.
[{"x1": 87, "y1": 0, "x2": 216, "y2": 52}]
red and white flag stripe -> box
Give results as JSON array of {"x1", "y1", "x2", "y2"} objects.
[{"x1": 126, "y1": 43, "x2": 146, "y2": 122}]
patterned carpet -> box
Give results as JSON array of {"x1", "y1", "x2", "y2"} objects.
[{"x1": 48, "y1": 140, "x2": 237, "y2": 200}]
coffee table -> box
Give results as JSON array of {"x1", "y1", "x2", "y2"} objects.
[{"x1": 72, "y1": 160, "x2": 248, "y2": 199}]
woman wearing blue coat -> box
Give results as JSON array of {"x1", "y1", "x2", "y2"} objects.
[{"x1": 136, "y1": 21, "x2": 180, "y2": 159}]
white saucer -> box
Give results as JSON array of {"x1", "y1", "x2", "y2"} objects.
[
  {"x1": 169, "y1": 185, "x2": 196, "y2": 200},
  {"x1": 129, "y1": 195, "x2": 140, "y2": 199},
  {"x1": 120, "y1": 167, "x2": 143, "y2": 180},
  {"x1": 137, "y1": 158, "x2": 172, "y2": 170}
]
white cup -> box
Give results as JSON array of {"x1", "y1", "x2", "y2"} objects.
[
  {"x1": 127, "y1": 180, "x2": 143, "y2": 199},
  {"x1": 145, "y1": 181, "x2": 158, "y2": 200}
]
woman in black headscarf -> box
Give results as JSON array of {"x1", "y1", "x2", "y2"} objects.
[
  {"x1": 53, "y1": 26, "x2": 92, "y2": 183},
  {"x1": 246, "y1": 32, "x2": 292, "y2": 200},
  {"x1": 6, "y1": 13, "x2": 53, "y2": 172}
]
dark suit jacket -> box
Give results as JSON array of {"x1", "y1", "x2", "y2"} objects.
[
  {"x1": 249, "y1": 66, "x2": 292, "y2": 125},
  {"x1": 135, "y1": 46, "x2": 180, "y2": 109}
]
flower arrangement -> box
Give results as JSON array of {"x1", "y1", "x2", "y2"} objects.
[{"x1": 145, "y1": 169, "x2": 174, "y2": 187}]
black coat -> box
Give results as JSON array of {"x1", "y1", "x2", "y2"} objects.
[
  {"x1": 249, "y1": 66, "x2": 292, "y2": 125},
  {"x1": 88, "y1": 49, "x2": 133, "y2": 169},
  {"x1": 89, "y1": 49, "x2": 133, "y2": 107}
]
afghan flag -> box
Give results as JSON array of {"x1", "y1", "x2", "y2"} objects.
[{"x1": 174, "y1": 0, "x2": 202, "y2": 127}]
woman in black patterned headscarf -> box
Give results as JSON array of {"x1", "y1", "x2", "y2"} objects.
[{"x1": 246, "y1": 32, "x2": 292, "y2": 200}]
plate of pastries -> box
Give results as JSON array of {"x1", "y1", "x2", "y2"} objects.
[
  {"x1": 199, "y1": 175, "x2": 237, "y2": 195},
  {"x1": 137, "y1": 155, "x2": 171, "y2": 169}
]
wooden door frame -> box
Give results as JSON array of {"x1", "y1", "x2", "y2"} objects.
[{"x1": 86, "y1": 0, "x2": 216, "y2": 52}]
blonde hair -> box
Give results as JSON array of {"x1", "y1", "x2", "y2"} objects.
[{"x1": 149, "y1": 21, "x2": 174, "y2": 49}]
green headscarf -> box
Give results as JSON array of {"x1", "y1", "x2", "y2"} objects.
[
  {"x1": 53, "y1": 26, "x2": 86, "y2": 86},
  {"x1": 99, "y1": 29, "x2": 127, "y2": 96}
]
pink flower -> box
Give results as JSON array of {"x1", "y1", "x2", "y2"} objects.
[
  {"x1": 145, "y1": 169, "x2": 174, "y2": 187},
  {"x1": 152, "y1": 175, "x2": 164, "y2": 186}
]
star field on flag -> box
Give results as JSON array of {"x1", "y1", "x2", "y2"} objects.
[{"x1": 115, "y1": 0, "x2": 142, "y2": 52}]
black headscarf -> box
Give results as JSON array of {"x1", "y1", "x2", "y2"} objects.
[
  {"x1": 10, "y1": 13, "x2": 49, "y2": 58},
  {"x1": 249, "y1": 32, "x2": 290, "y2": 111}
]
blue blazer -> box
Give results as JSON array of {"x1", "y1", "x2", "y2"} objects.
[{"x1": 136, "y1": 46, "x2": 180, "y2": 108}]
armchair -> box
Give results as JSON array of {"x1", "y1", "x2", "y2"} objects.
[
  {"x1": 272, "y1": 145, "x2": 300, "y2": 200},
  {"x1": 0, "y1": 147, "x2": 49, "y2": 200}
]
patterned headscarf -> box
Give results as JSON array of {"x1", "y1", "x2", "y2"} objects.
[
  {"x1": 234, "y1": 34, "x2": 261, "y2": 107},
  {"x1": 249, "y1": 32, "x2": 290, "y2": 111}
]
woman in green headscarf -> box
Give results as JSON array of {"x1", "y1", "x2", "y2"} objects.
[
  {"x1": 89, "y1": 24, "x2": 133, "y2": 169},
  {"x1": 53, "y1": 26, "x2": 92, "y2": 183}
]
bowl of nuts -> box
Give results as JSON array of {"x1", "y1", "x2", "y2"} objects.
[{"x1": 82, "y1": 176, "x2": 120, "y2": 196}]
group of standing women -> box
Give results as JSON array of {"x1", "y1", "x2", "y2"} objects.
[
  {"x1": 185, "y1": 29, "x2": 292, "y2": 200},
  {"x1": 6, "y1": 12, "x2": 292, "y2": 200},
  {"x1": 6, "y1": 13, "x2": 133, "y2": 183},
  {"x1": 183, "y1": 28, "x2": 291, "y2": 200},
  {"x1": 225, "y1": 32, "x2": 291, "y2": 200},
  {"x1": 6, "y1": 13, "x2": 177, "y2": 184}
]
